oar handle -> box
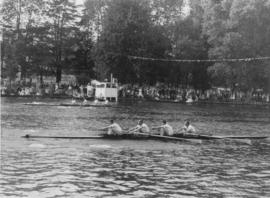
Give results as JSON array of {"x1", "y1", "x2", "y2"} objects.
[{"x1": 130, "y1": 131, "x2": 201, "y2": 143}]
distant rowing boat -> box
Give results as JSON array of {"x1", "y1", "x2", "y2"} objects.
[
  {"x1": 24, "y1": 103, "x2": 115, "y2": 107},
  {"x1": 59, "y1": 103, "x2": 115, "y2": 107}
]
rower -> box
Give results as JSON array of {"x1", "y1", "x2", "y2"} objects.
[
  {"x1": 152, "y1": 120, "x2": 174, "y2": 136},
  {"x1": 182, "y1": 120, "x2": 196, "y2": 134},
  {"x1": 129, "y1": 120, "x2": 150, "y2": 134},
  {"x1": 100, "y1": 120, "x2": 122, "y2": 135}
]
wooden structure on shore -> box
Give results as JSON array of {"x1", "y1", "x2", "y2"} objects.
[{"x1": 95, "y1": 75, "x2": 118, "y2": 102}]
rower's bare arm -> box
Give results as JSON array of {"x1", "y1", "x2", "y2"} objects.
[
  {"x1": 127, "y1": 127, "x2": 138, "y2": 133},
  {"x1": 131, "y1": 127, "x2": 142, "y2": 133},
  {"x1": 176, "y1": 128, "x2": 186, "y2": 134},
  {"x1": 152, "y1": 126, "x2": 162, "y2": 130},
  {"x1": 99, "y1": 126, "x2": 110, "y2": 131}
]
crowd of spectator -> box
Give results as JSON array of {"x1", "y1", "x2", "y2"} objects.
[
  {"x1": 1, "y1": 80, "x2": 270, "y2": 104},
  {"x1": 0, "y1": 81, "x2": 95, "y2": 98},
  {"x1": 119, "y1": 85, "x2": 270, "y2": 103}
]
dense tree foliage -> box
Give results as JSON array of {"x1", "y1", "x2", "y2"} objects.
[
  {"x1": 1, "y1": 0, "x2": 269, "y2": 91},
  {"x1": 203, "y1": 0, "x2": 270, "y2": 91},
  {"x1": 93, "y1": 0, "x2": 171, "y2": 84}
]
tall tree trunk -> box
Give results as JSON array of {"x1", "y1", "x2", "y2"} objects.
[
  {"x1": 40, "y1": 70, "x2": 43, "y2": 85},
  {"x1": 16, "y1": 0, "x2": 21, "y2": 39},
  {"x1": 56, "y1": 64, "x2": 62, "y2": 83}
]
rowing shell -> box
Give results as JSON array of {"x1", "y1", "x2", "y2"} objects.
[
  {"x1": 24, "y1": 103, "x2": 115, "y2": 107},
  {"x1": 22, "y1": 133, "x2": 269, "y2": 141},
  {"x1": 214, "y1": 136, "x2": 269, "y2": 139},
  {"x1": 22, "y1": 133, "x2": 201, "y2": 143},
  {"x1": 22, "y1": 134, "x2": 104, "y2": 139},
  {"x1": 59, "y1": 103, "x2": 115, "y2": 107}
]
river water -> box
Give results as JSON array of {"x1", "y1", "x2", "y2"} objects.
[{"x1": 1, "y1": 97, "x2": 270, "y2": 198}]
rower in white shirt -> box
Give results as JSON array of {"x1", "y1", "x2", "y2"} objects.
[
  {"x1": 129, "y1": 120, "x2": 150, "y2": 134},
  {"x1": 152, "y1": 120, "x2": 174, "y2": 136},
  {"x1": 100, "y1": 120, "x2": 123, "y2": 135},
  {"x1": 182, "y1": 120, "x2": 196, "y2": 134}
]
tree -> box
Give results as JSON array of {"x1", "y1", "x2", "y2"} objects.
[
  {"x1": 82, "y1": 0, "x2": 110, "y2": 41},
  {"x1": 227, "y1": 0, "x2": 270, "y2": 91},
  {"x1": 171, "y1": 0, "x2": 210, "y2": 89},
  {"x1": 63, "y1": 28, "x2": 95, "y2": 84},
  {"x1": 1, "y1": 43, "x2": 19, "y2": 81},
  {"x1": 24, "y1": 26, "x2": 53, "y2": 83},
  {"x1": 45, "y1": 0, "x2": 79, "y2": 83},
  {"x1": 1, "y1": 0, "x2": 48, "y2": 81},
  {"x1": 93, "y1": 0, "x2": 171, "y2": 84},
  {"x1": 203, "y1": 0, "x2": 270, "y2": 91}
]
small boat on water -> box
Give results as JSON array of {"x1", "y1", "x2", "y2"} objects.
[
  {"x1": 24, "y1": 103, "x2": 59, "y2": 106},
  {"x1": 24, "y1": 103, "x2": 115, "y2": 108},
  {"x1": 59, "y1": 103, "x2": 114, "y2": 107}
]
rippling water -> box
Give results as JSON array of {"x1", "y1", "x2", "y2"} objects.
[{"x1": 1, "y1": 97, "x2": 270, "y2": 197}]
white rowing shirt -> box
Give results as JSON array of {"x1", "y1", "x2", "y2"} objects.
[
  {"x1": 183, "y1": 125, "x2": 196, "y2": 133},
  {"x1": 137, "y1": 123, "x2": 150, "y2": 133},
  {"x1": 108, "y1": 123, "x2": 122, "y2": 134},
  {"x1": 161, "y1": 123, "x2": 174, "y2": 136}
]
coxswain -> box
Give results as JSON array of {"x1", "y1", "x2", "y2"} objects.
[
  {"x1": 182, "y1": 120, "x2": 196, "y2": 134},
  {"x1": 100, "y1": 120, "x2": 122, "y2": 135},
  {"x1": 129, "y1": 120, "x2": 150, "y2": 134},
  {"x1": 152, "y1": 120, "x2": 174, "y2": 136}
]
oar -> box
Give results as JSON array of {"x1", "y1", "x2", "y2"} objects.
[
  {"x1": 223, "y1": 138, "x2": 252, "y2": 145},
  {"x1": 129, "y1": 131, "x2": 202, "y2": 144},
  {"x1": 181, "y1": 128, "x2": 253, "y2": 145},
  {"x1": 265, "y1": 137, "x2": 270, "y2": 143},
  {"x1": 89, "y1": 126, "x2": 106, "y2": 132},
  {"x1": 176, "y1": 130, "x2": 252, "y2": 145},
  {"x1": 233, "y1": 138, "x2": 252, "y2": 145},
  {"x1": 212, "y1": 135, "x2": 252, "y2": 145}
]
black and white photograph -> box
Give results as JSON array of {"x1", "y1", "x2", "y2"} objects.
[{"x1": 1, "y1": 0, "x2": 270, "y2": 197}]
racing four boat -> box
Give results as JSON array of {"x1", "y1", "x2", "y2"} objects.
[{"x1": 22, "y1": 133, "x2": 269, "y2": 142}]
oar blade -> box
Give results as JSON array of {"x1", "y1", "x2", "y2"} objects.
[
  {"x1": 232, "y1": 139, "x2": 252, "y2": 145},
  {"x1": 187, "y1": 139, "x2": 202, "y2": 144}
]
